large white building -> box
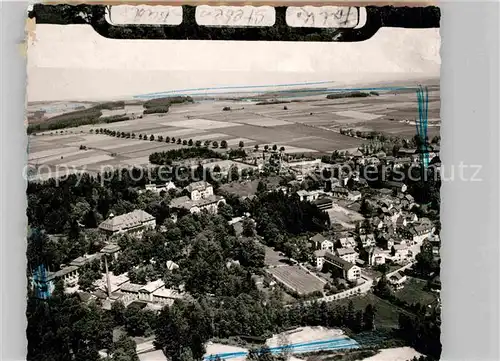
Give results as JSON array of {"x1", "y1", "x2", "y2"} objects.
[
  {"x1": 314, "y1": 251, "x2": 361, "y2": 282},
  {"x1": 98, "y1": 210, "x2": 156, "y2": 237},
  {"x1": 187, "y1": 181, "x2": 214, "y2": 200},
  {"x1": 170, "y1": 181, "x2": 225, "y2": 214}
]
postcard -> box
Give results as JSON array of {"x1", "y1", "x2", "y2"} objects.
[{"x1": 26, "y1": 4, "x2": 441, "y2": 361}]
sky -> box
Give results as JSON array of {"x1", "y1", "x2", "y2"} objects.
[{"x1": 26, "y1": 24, "x2": 441, "y2": 102}]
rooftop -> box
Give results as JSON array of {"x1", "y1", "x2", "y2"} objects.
[
  {"x1": 69, "y1": 253, "x2": 102, "y2": 267},
  {"x1": 186, "y1": 181, "x2": 211, "y2": 193},
  {"x1": 52, "y1": 265, "x2": 79, "y2": 279},
  {"x1": 310, "y1": 233, "x2": 326, "y2": 243},
  {"x1": 99, "y1": 210, "x2": 155, "y2": 232},
  {"x1": 324, "y1": 251, "x2": 356, "y2": 271},
  {"x1": 336, "y1": 247, "x2": 357, "y2": 256},
  {"x1": 101, "y1": 244, "x2": 121, "y2": 254},
  {"x1": 314, "y1": 249, "x2": 327, "y2": 257},
  {"x1": 170, "y1": 194, "x2": 224, "y2": 210},
  {"x1": 140, "y1": 279, "x2": 165, "y2": 293},
  {"x1": 152, "y1": 288, "x2": 184, "y2": 299}
]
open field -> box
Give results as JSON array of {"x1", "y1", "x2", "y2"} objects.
[
  {"x1": 326, "y1": 203, "x2": 365, "y2": 229},
  {"x1": 395, "y1": 277, "x2": 438, "y2": 306},
  {"x1": 267, "y1": 265, "x2": 327, "y2": 296},
  {"x1": 27, "y1": 86, "x2": 440, "y2": 178},
  {"x1": 336, "y1": 294, "x2": 412, "y2": 331}
]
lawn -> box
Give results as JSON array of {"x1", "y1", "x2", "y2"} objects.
[{"x1": 395, "y1": 277, "x2": 437, "y2": 306}]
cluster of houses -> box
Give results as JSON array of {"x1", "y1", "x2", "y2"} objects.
[{"x1": 169, "y1": 181, "x2": 226, "y2": 214}]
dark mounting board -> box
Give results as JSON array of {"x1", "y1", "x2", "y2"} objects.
[{"x1": 29, "y1": 4, "x2": 440, "y2": 42}]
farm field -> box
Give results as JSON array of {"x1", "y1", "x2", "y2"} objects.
[
  {"x1": 267, "y1": 265, "x2": 327, "y2": 296},
  {"x1": 27, "y1": 86, "x2": 440, "y2": 179}
]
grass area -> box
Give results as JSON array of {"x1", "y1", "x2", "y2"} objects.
[
  {"x1": 336, "y1": 293, "x2": 412, "y2": 331},
  {"x1": 395, "y1": 277, "x2": 437, "y2": 306}
]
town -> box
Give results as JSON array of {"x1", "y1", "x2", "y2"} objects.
[{"x1": 28, "y1": 133, "x2": 441, "y2": 361}]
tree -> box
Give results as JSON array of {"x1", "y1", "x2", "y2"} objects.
[
  {"x1": 272, "y1": 144, "x2": 278, "y2": 152},
  {"x1": 239, "y1": 141, "x2": 245, "y2": 149},
  {"x1": 242, "y1": 218, "x2": 256, "y2": 237},
  {"x1": 123, "y1": 304, "x2": 156, "y2": 337},
  {"x1": 374, "y1": 274, "x2": 393, "y2": 299},
  {"x1": 195, "y1": 140, "x2": 202, "y2": 147},
  {"x1": 218, "y1": 203, "x2": 234, "y2": 221},
  {"x1": 172, "y1": 137, "x2": 176, "y2": 143},
  {"x1": 212, "y1": 141, "x2": 219, "y2": 149},
  {"x1": 111, "y1": 335, "x2": 140, "y2": 361},
  {"x1": 256, "y1": 180, "x2": 267, "y2": 194},
  {"x1": 177, "y1": 138, "x2": 182, "y2": 144},
  {"x1": 111, "y1": 300, "x2": 126, "y2": 326},
  {"x1": 264, "y1": 145, "x2": 269, "y2": 152},
  {"x1": 279, "y1": 146, "x2": 285, "y2": 153},
  {"x1": 139, "y1": 134, "x2": 143, "y2": 140},
  {"x1": 188, "y1": 139, "x2": 193, "y2": 146},
  {"x1": 158, "y1": 135, "x2": 164, "y2": 142},
  {"x1": 204, "y1": 140, "x2": 211, "y2": 147},
  {"x1": 220, "y1": 140, "x2": 228, "y2": 149},
  {"x1": 131, "y1": 133, "x2": 136, "y2": 139},
  {"x1": 166, "y1": 136, "x2": 171, "y2": 143},
  {"x1": 390, "y1": 246, "x2": 396, "y2": 256},
  {"x1": 363, "y1": 304, "x2": 376, "y2": 331},
  {"x1": 183, "y1": 140, "x2": 188, "y2": 145},
  {"x1": 155, "y1": 301, "x2": 211, "y2": 361}
]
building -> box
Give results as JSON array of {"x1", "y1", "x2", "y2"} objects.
[
  {"x1": 314, "y1": 249, "x2": 327, "y2": 269},
  {"x1": 338, "y1": 236, "x2": 356, "y2": 248},
  {"x1": 322, "y1": 252, "x2": 361, "y2": 282},
  {"x1": 94, "y1": 272, "x2": 130, "y2": 294},
  {"x1": 390, "y1": 244, "x2": 412, "y2": 263},
  {"x1": 70, "y1": 253, "x2": 102, "y2": 268},
  {"x1": 296, "y1": 189, "x2": 321, "y2": 202},
  {"x1": 359, "y1": 234, "x2": 376, "y2": 248},
  {"x1": 144, "y1": 181, "x2": 176, "y2": 194},
  {"x1": 51, "y1": 266, "x2": 80, "y2": 287},
  {"x1": 389, "y1": 272, "x2": 407, "y2": 290},
  {"x1": 170, "y1": 181, "x2": 225, "y2": 214},
  {"x1": 99, "y1": 210, "x2": 156, "y2": 237},
  {"x1": 170, "y1": 195, "x2": 226, "y2": 214},
  {"x1": 152, "y1": 288, "x2": 185, "y2": 306},
  {"x1": 313, "y1": 197, "x2": 333, "y2": 210},
  {"x1": 382, "y1": 181, "x2": 407, "y2": 193},
  {"x1": 310, "y1": 233, "x2": 334, "y2": 251},
  {"x1": 332, "y1": 187, "x2": 349, "y2": 199},
  {"x1": 335, "y1": 247, "x2": 358, "y2": 264},
  {"x1": 348, "y1": 191, "x2": 362, "y2": 202},
  {"x1": 100, "y1": 244, "x2": 121, "y2": 261},
  {"x1": 368, "y1": 247, "x2": 386, "y2": 266},
  {"x1": 405, "y1": 219, "x2": 435, "y2": 244},
  {"x1": 186, "y1": 181, "x2": 213, "y2": 200},
  {"x1": 398, "y1": 148, "x2": 417, "y2": 157},
  {"x1": 119, "y1": 279, "x2": 166, "y2": 304}
]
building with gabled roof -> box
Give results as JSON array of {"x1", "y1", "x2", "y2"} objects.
[
  {"x1": 322, "y1": 252, "x2": 361, "y2": 281},
  {"x1": 99, "y1": 210, "x2": 156, "y2": 237},
  {"x1": 335, "y1": 247, "x2": 358, "y2": 264},
  {"x1": 186, "y1": 181, "x2": 213, "y2": 200}
]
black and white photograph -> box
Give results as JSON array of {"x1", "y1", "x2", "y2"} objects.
[{"x1": 26, "y1": 4, "x2": 441, "y2": 361}]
